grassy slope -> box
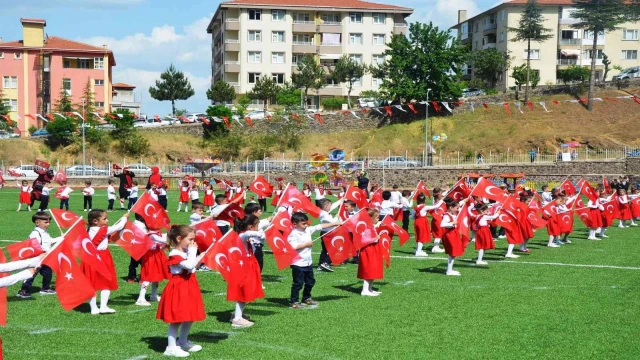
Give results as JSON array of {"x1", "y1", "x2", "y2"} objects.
[{"x1": 0, "y1": 189, "x2": 639, "y2": 359}]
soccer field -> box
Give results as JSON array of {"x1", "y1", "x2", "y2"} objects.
[{"x1": 0, "y1": 189, "x2": 639, "y2": 360}]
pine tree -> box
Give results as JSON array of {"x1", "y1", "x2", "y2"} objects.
[
  {"x1": 291, "y1": 54, "x2": 325, "y2": 110},
  {"x1": 247, "y1": 75, "x2": 280, "y2": 114},
  {"x1": 0, "y1": 89, "x2": 12, "y2": 132},
  {"x1": 79, "y1": 78, "x2": 97, "y2": 125},
  {"x1": 149, "y1": 64, "x2": 195, "y2": 116},
  {"x1": 54, "y1": 82, "x2": 74, "y2": 113},
  {"x1": 206, "y1": 79, "x2": 236, "y2": 104},
  {"x1": 330, "y1": 55, "x2": 367, "y2": 108}
]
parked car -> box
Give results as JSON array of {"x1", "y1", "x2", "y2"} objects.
[
  {"x1": 31, "y1": 128, "x2": 49, "y2": 137},
  {"x1": 357, "y1": 98, "x2": 378, "y2": 108},
  {"x1": 246, "y1": 110, "x2": 273, "y2": 120},
  {"x1": 125, "y1": 163, "x2": 154, "y2": 175},
  {"x1": 240, "y1": 161, "x2": 283, "y2": 172},
  {"x1": 10, "y1": 165, "x2": 46, "y2": 177},
  {"x1": 376, "y1": 156, "x2": 420, "y2": 168},
  {"x1": 613, "y1": 66, "x2": 640, "y2": 80},
  {"x1": 185, "y1": 113, "x2": 206, "y2": 123},
  {"x1": 461, "y1": 88, "x2": 486, "y2": 98},
  {"x1": 64, "y1": 165, "x2": 109, "y2": 176},
  {"x1": 0, "y1": 131, "x2": 19, "y2": 139}
]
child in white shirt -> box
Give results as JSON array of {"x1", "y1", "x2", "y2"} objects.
[
  {"x1": 389, "y1": 185, "x2": 402, "y2": 204},
  {"x1": 127, "y1": 180, "x2": 139, "y2": 210},
  {"x1": 189, "y1": 203, "x2": 206, "y2": 224},
  {"x1": 190, "y1": 185, "x2": 200, "y2": 206},
  {"x1": 541, "y1": 185, "x2": 552, "y2": 207},
  {"x1": 39, "y1": 182, "x2": 52, "y2": 211},
  {"x1": 316, "y1": 198, "x2": 343, "y2": 273},
  {"x1": 56, "y1": 181, "x2": 73, "y2": 210},
  {"x1": 379, "y1": 190, "x2": 403, "y2": 220},
  {"x1": 400, "y1": 190, "x2": 414, "y2": 232},
  {"x1": 83, "y1": 180, "x2": 95, "y2": 211},
  {"x1": 107, "y1": 180, "x2": 116, "y2": 212}
]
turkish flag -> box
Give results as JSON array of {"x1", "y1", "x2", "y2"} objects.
[
  {"x1": 50, "y1": 209, "x2": 81, "y2": 230},
  {"x1": 65, "y1": 220, "x2": 112, "y2": 280},
  {"x1": 603, "y1": 176, "x2": 611, "y2": 194},
  {"x1": 272, "y1": 211, "x2": 293, "y2": 234},
  {"x1": 344, "y1": 186, "x2": 367, "y2": 209},
  {"x1": 202, "y1": 231, "x2": 247, "y2": 285},
  {"x1": 264, "y1": 226, "x2": 300, "y2": 270},
  {"x1": 130, "y1": 192, "x2": 171, "y2": 230},
  {"x1": 529, "y1": 193, "x2": 542, "y2": 209},
  {"x1": 192, "y1": 218, "x2": 222, "y2": 252},
  {"x1": 0, "y1": 250, "x2": 7, "y2": 326},
  {"x1": 457, "y1": 201, "x2": 471, "y2": 247},
  {"x1": 34, "y1": 159, "x2": 50, "y2": 169},
  {"x1": 112, "y1": 163, "x2": 122, "y2": 170},
  {"x1": 113, "y1": 221, "x2": 155, "y2": 261},
  {"x1": 314, "y1": 113, "x2": 324, "y2": 124},
  {"x1": 392, "y1": 208, "x2": 403, "y2": 221},
  {"x1": 53, "y1": 171, "x2": 67, "y2": 185},
  {"x1": 492, "y1": 210, "x2": 516, "y2": 231},
  {"x1": 602, "y1": 200, "x2": 619, "y2": 222},
  {"x1": 216, "y1": 203, "x2": 246, "y2": 224},
  {"x1": 580, "y1": 182, "x2": 598, "y2": 202},
  {"x1": 321, "y1": 224, "x2": 353, "y2": 265},
  {"x1": 559, "y1": 211, "x2": 574, "y2": 233},
  {"x1": 384, "y1": 106, "x2": 393, "y2": 116},
  {"x1": 41, "y1": 237, "x2": 95, "y2": 311},
  {"x1": 430, "y1": 202, "x2": 446, "y2": 223},
  {"x1": 213, "y1": 178, "x2": 227, "y2": 190},
  {"x1": 337, "y1": 201, "x2": 349, "y2": 221},
  {"x1": 542, "y1": 202, "x2": 559, "y2": 223},
  {"x1": 413, "y1": 180, "x2": 431, "y2": 199},
  {"x1": 377, "y1": 230, "x2": 392, "y2": 268},
  {"x1": 565, "y1": 195, "x2": 584, "y2": 209},
  {"x1": 368, "y1": 188, "x2": 383, "y2": 208},
  {"x1": 445, "y1": 178, "x2": 471, "y2": 201},
  {"x1": 244, "y1": 116, "x2": 252, "y2": 128},
  {"x1": 278, "y1": 185, "x2": 322, "y2": 218},
  {"x1": 560, "y1": 179, "x2": 577, "y2": 196},
  {"x1": 249, "y1": 175, "x2": 273, "y2": 197},
  {"x1": 469, "y1": 177, "x2": 507, "y2": 202},
  {"x1": 345, "y1": 210, "x2": 377, "y2": 250},
  {"x1": 503, "y1": 196, "x2": 527, "y2": 222},
  {"x1": 6, "y1": 238, "x2": 44, "y2": 261},
  {"x1": 381, "y1": 215, "x2": 410, "y2": 246},
  {"x1": 575, "y1": 207, "x2": 591, "y2": 227},
  {"x1": 526, "y1": 208, "x2": 547, "y2": 229}
]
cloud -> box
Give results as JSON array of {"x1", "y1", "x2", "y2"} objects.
[
  {"x1": 405, "y1": 0, "x2": 483, "y2": 29},
  {"x1": 3, "y1": 0, "x2": 146, "y2": 10}
]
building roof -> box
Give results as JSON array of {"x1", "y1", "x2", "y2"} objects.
[
  {"x1": 20, "y1": 18, "x2": 47, "y2": 25},
  {"x1": 220, "y1": 0, "x2": 412, "y2": 11},
  {"x1": 113, "y1": 83, "x2": 136, "y2": 89},
  {"x1": 0, "y1": 36, "x2": 116, "y2": 65}
]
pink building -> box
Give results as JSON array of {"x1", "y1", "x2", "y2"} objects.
[{"x1": 0, "y1": 18, "x2": 115, "y2": 136}]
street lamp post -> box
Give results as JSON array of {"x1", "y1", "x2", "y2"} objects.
[
  {"x1": 82, "y1": 98, "x2": 86, "y2": 177},
  {"x1": 425, "y1": 88, "x2": 432, "y2": 167}
]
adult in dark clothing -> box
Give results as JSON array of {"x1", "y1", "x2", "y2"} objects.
[
  {"x1": 357, "y1": 171, "x2": 370, "y2": 197},
  {"x1": 31, "y1": 168, "x2": 55, "y2": 207},
  {"x1": 145, "y1": 166, "x2": 162, "y2": 190},
  {"x1": 611, "y1": 178, "x2": 620, "y2": 192},
  {"x1": 619, "y1": 177, "x2": 630, "y2": 192},
  {"x1": 113, "y1": 167, "x2": 135, "y2": 210}
]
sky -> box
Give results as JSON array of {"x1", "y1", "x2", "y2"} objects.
[{"x1": 1, "y1": 0, "x2": 499, "y2": 116}]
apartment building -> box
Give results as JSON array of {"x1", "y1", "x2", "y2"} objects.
[
  {"x1": 207, "y1": 0, "x2": 412, "y2": 109},
  {"x1": 451, "y1": 0, "x2": 640, "y2": 90},
  {"x1": 0, "y1": 18, "x2": 115, "y2": 135},
  {"x1": 112, "y1": 83, "x2": 142, "y2": 116}
]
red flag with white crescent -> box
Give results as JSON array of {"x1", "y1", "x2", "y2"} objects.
[
  {"x1": 129, "y1": 192, "x2": 171, "y2": 230},
  {"x1": 201, "y1": 231, "x2": 248, "y2": 285},
  {"x1": 5, "y1": 238, "x2": 44, "y2": 261},
  {"x1": 277, "y1": 186, "x2": 323, "y2": 218},
  {"x1": 457, "y1": 201, "x2": 471, "y2": 246},
  {"x1": 580, "y1": 181, "x2": 598, "y2": 202},
  {"x1": 264, "y1": 226, "x2": 300, "y2": 270},
  {"x1": 469, "y1": 178, "x2": 507, "y2": 202},
  {"x1": 344, "y1": 210, "x2": 377, "y2": 250},
  {"x1": 381, "y1": 215, "x2": 410, "y2": 246},
  {"x1": 344, "y1": 186, "x2": 367, "y2": 209},
  {"x1": 561, "y1": 179, "x2": 577, "y2": 196},
  {"x1": 249, "y1": 175, "x2": 273, "y2": 197},
  {"x1": 559, "y1": 210, "x2": 574, "y2": 233},
  {"x1": 271, "y1": 210, "x2": 293, "y2": 234},
  {"x1": 321, "y1": 224, "x2": 353, "y2": 265},
  {"x1": 113, "y1": 220, "x2": 156, "y2": 261},
  {"x1": 575, "y1": 207, "x2": 591, "y2": 227},
  {"x1": 413, "y1": 180, "x2": 431, "y2": 199},
  {"x1": 49, "y1": 208, "x2": 82, "y2": 230},
  {"x1": 192, "y1": 218, "x2": 222, "y2": 252},
  {"x1": 35, "y1": 159, "x2": 50, "y2": 169},
  {"x1": 215, "y1": 203, "x2": 246, "y2": 224},
  {"x1": 492, "y1": 210, "x2": 516, "y2": 231},
  {"x1": 377, "y1": 229, "x2": 392, "y2": 268},
  {"x1": 526, "y1": 207, "x2": 547, "y2": 229}
]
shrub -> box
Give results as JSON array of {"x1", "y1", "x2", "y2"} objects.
[
  {"x1": 322, "y1": 97, "x2": 348, "y2": 110},
  {"x1": 28, "y1": 126, "x2": 37, "y2": 135}
]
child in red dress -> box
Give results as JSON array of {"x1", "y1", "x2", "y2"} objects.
[
  {"x1": 133, "y1": 214, "x2": 169, "y2": 306},
  {"x1": 587, "y1": 190, "x2": 604, "y2": 240},
  {"x1": 303, "y1": 183, "x2": 312, "y2": 202},
  {"x1": 177, "y1": 181, "x2": 190, "y2": 212},
  {"x1": 235, "y1": 181, "x2": 246, "y2": 205},
  {"x1": 440, "y1": 199, "x2": 463, "y2": 276},
  {"x1": 359, "y1": 208, "x2": 384, "y2": 296},
  {"x1": 17, "y1": 180, "x2": 32, "y2": 212},
  {"x1": 203, "y1": 184, "x2": 215, "y2": 212},
  {"x1": 429, "y1": 190, "x2": 446, "y2": 253},
  {"x1": 617, "y1": 189, "x2": 636, "y2": 227},
  {"x1": 83, "y1": 209, "x2": 128, "y2": 315},
  {"x1": 413, "y1": 194, "x2": 444, "y2": 257},
  {"x1": 543, "y1": 196, "x2": 563, "y2": 248},
  {"x1": 156, "y1": 225, "x2": 205, "y2": 357}
]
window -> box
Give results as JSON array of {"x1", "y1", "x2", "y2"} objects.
[
  {"x1": 500, "y1": 10, "x2": 505, "y2": 21},
  {"x1": 272, "y1": 31, "x2": 285, "y2": 43},
  {"x1": 14, "y1": 53, "x2": 22, "y2": 60},
  {"x1": 372, "y1": 78, "x2": 383, "y2": 87},
  {"x1": 293, "y1": 33, "x2": 312, "y2": 44},
  {"x1": 272, "y1": 73, "x2": 285, "y2": 84},
  {"x1": 583, "y1": 30, "x2": 603, "y2": 39},
  {"x1": 293, "y1": 13, "x2": 310, "y2": 22},
  {"x1": 94, "y1": 79, "x2": 104, "y2": 86},
  {"x1": 249, "y1": 9, "x2": 261, "y2": 20},
  {"x1": 461, "y1": 23, "x2": 468, "y2": 36},
  {"x1": 622, "y1": 50, "x2": 638, "y2": 60},
  {"x1": 372, "y1": 13, "x2": 386, "y2": 24},
  {"x1": 474, "y1": 22, "x2": 479, "y2": 33},
  {"x1": 0, "y1": 52, "x2": 3, "y2": 59},
  {"x1": 248, "y1": 30, "x2": 262, "y2": 42},
  {"x1": 292, "y1": 54, "x2": 301, "y2": 65},
  {"x1": 63, "y1": 78, "x2": 72, "y2": 95},
  {"x1": 63, "y1": 60, "x2": 71, "y2": 68},
  {"x1": 585, "y1": 49, "x2": 604, "y2": 59},
  {"x1": 94, "y1": 102, "x2": 104, "y2": 108},
  {"x1": 3, "y1": 76, "x2": 17, "y2": 89},
  {"x1": 350, "y1": 54, "x2": 363, "y2": 64},
  {"x1": 623, "y1": 29, "x2": 639, "y2": 41},
  {"x1": 272, "y1": 10, "x2": 285, "y2": 21},
  {"x1": 326, "y1": 77, "x2": 339, "y2": 86},
  {"x1": 78, "y1": 59, "x2": 90, "y2": 69},
  {"x1": 353, "y1": 77, "x2": 362, "y2": 86},
  {"x1": 373, "y1": 34, "x2": 385, "y2": 45},
  {"x1": 272, "y1": 52, "x2": 285, "y2": 64},
  {"x1": 94, "y1": 57, "x2": 104, "y2": 69},
  {"x1": 248, "y1": 51, "x2": 262, "y2": 63},
  {"x1": 322, "y1": 14, "x2": 340, "y2": 23},
  {"x1": 2, "y1": 99, "x2": 17, "y2": 112},
  {"x1": 248, "y1": 72, "x2": 261, "y2": 84},
  {"x1": 350, "y1": 13, "x2": 363, "y2": 24},
  {"x1": 499, "y1": 31, "x2": 504, "y2": 42},
  {"x1": 349, "y1": 33, "x2": 363, "y2": 45},
  {"x1": 523, "y1": 49, "x2": 540, "y2": 59},
  {"x1": 372, "y1": 54, "x2": 385, "y2": 65}
]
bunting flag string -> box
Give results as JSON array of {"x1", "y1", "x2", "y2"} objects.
[
  {"x1": 407, "y1": 103, "x2": 418, "y2": 114},
  {"x1": 314, "y1": 113, "x2": 324, "y2": 125},
  {"x1": 221, "y1": 116, "x2": 231, "y2": 129},
  {"x1": 469, "y1": 103, "x2": 475, "y2": 113},
  {"x1": 482, "y1": 102, "x2": 489, "y2": 110},
  {"x1": 349, "y1": 110, "x2": 361, "y2": 119},
  {"x1": 503, "y1": 103, "x2": 511, "y2": 116},
  {"x1": 305, "y1": 114, "x2": 314, "y2": 122},
  {"x1": 539, "y1": 101, "x2": 550, "y2": 112},
  {"x1": 384, "y1": 106, "x2": 393, "y2": 116},
  {"x1": 373, "y1": 107, "x2": 384, "y2": 115},
  {"x1": 0, "y1": 115, "x2": 13, "y2": 126},
  {"x1": 45, "y1": 114, "x2": 55, "y2": 121},
  {"x1": 633, "y1": 96, "x2": 640, "y2": 105},
  {"x1": 526, "y1": 101, "x2": 534, "y2": 111},
  {"x1": 552, "y1": 100, "x2": 560, "y2": 105},
  {"x1": 430, "y1": 101, "x2": 442, "y2": 113},
  {"x1": 291, "y1": 113, "x2": 301, "y2": 124},
  {"x1": 513, "y1": 102, "x2": 523, "y2": 114},
  {"x1": 54, "y1": 112, "x2": 67, "y2": 119},
  {"x1": 244, "y1": 116, "x2": 253, "y2": 128},
  {"x1": 441, "y1": 102, "x2": 453, "y2": 113},
  {"x1": 393, "y1": 105, "x2": 407, "y2": 113},
  {"x1": 36, "y1": 114, "x2": 49, "y2": 122}
]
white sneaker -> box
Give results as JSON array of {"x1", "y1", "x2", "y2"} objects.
[
  {"x1": 231, "y1": 318, "x2": 254, "y2": 329},
  {"x1": 371, "y1": 290, "x2": 382, "y2": 295},
  {"x1": 630, "y1": 223, "x2": 637, "y2": 227},
  {"x1": 149, "y1": 295, "x2": 161, "y2": 302},
  {"x1": 431, "y1": 246, "x2": 445, "y2": 253},
  {"x1": 498, "y1": 235, "x2": 506, "y2": 239},
  {"x1": 83, "y1": 209, "x2": 88, "y2": 212},
  {"x1": 475, "y1": 260, "x2": 488, "y2": 266},
  {"x1": 565, "y1": 239, "x2": 572, "y2": 244},
  {"x1": 99, "y1": 307, "x2": 116, "y2": 314},
  {"x1": 361, "y1": 290, "x2": 380, "y2": 297},
  {"x1": 414, "y1": 250, "x2": 428, "y2": 257},
  {"x1": 625, "y1": 226, "x2": 630, "y2": 228},
  {"x1": 179, "y1": 341, "x2": 202, "y2": 353},
  {"x1": 164, "y1": 346, "x2": 190, "y2": 357},
  {"x1": 602, "y1": 234, "x2": 609, "y2": 238},
  {"x1": 547, "y1": 243, "x2": 560, "y2": 248},
  {"x1": 590, "y1": 237, "x2": 601, "y2": 241},
  {"x1": 618, "y1": 225, "x2": 625, "y2": 228},
  {"x1": 505, "y1": 254, "x2": 520, "y2": 259},
  {"x1": 446, "y1": 270, "x2": 461, "y2": 276},
  {"x1": 135, "y1": 300, "x2": 151, "y2": 306},
  {"x1": 91, "y1": 308, "x2": 100, "y2": 315}
]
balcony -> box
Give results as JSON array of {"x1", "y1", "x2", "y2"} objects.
[
  {"x1": 318, "y1": 21, "x2": 342, "y2": 33},
  {"x1": 559, "y1": 38, "x2": 581, "y2": 46},
  {"x1": 292, "y1": 41, "x2": 317, "y2": 53},
  {"x1": 224, "y1": 61, "x2": 240, "y2": 73},
  {"x1": 317, "y1": 85, "x2": 343, "y2": 96},
  {"x1": 582, "y1": 36, "x2": 605, "y2": 46},
  {"x1": 483, "y1": 22, "x2": 497, "y2": 35},
  {"x1": 225, "y1": 18, "x2": 239, "y2": 31},
  {"x1": 393, "y1": 23, "x2": 408, "y2": 35},
  {"x1": 559, "y1": 18, "x2": 580, "y2": 25},
  {"x1": 225, "y1": 39, "x2": 240, "y2": 52},
  {"x1": 318, "y1": 42, "x2": 342, "y2": 54},
  {"x1": 293, "y1": 20, "x2": 316, "y2": 33},
  {"x1": 482, "y1": 42, "x2": 496, "y2": 50},
  {"x1": 228, "y1": 82, "x2": 240, "y2": 91},
  {"x1": 557, "y1": 58, "x2": 578, "y2": 66}
]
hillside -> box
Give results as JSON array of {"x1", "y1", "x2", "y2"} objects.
[{"x1": 1, "y1": 89, "x2": 639, "y2": 165}]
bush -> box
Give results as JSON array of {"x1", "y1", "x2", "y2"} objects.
[
  {"x1": 322, "y1": 97, "x2": 348, "y2": 110},
  {"x1": 202, "y1": 105, "x2": 232, "y2": 140},
  {"x1": 246, "y1": 135, "x2": 277, "y2": 161},
  {"x1": 209, "y1": 131, "x2": 245, "y2": 160},
  {"x1": 85, "y1": 127, "x2": 110, "y2": 153},
  {"x1": 28, "y1": 126, "x2": 37, "y2": 135},
  {"x1": 117, "y1": 133, "x2": 150, "y2": 157},
  {"x1": 45, "y1": 116, "x2": 77, "y2": 149}
]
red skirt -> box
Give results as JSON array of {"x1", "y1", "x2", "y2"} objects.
[
  {"x1": 179, "y1": 192, "x2": 189, "y2": 202},
  {"x1": 19, "y1": 192, "x2": 31, "y2": 204},
  {"x1": 141, "y1": 248, "x2": 169, "y2": 282},
  {"x1": 505, "y1": 226, "x2": 524, "y2": 245},
  {"x1": 519, "y1": 217, "x2": 534, "y2": 240},
  {"x1": 588, "y1": 208, "x2": 603, "y2": 228},
  {"x1": 442, "y1": 228, "x2": 464, "y2": 257},
  {"x1": 357, "y1": 242, "x2": 383, "y2": 280},
  {"x1": 601, "y1": 212, "x2": 613, "y2": 228},
  {"x1": 227, "y1": 256, "x2": 264, "y2": 303},
  {"x1": 632, "y1": 201, "x2": 640, "y2": 218},
  {"x1": 203, "y1": 194, "x2": 214, "y2": 206},
  {"x1": 619, "y1": 204, "x2": 632, "y2": 220},
  {"x1": 475, "y1": 226, "x2": 495, "y2": 250},
  {"x1": 414, "y1": 217, "x2": 431, "y2": 243},
  {"x1": 81, "y1": 248, "x2": 118, "y2": 291},
  {"x1": 156, "y1": 272, "x2": 205, "y2": 324},
  {"x1": 270, "y1": 195, "x2": 280, "y2": 206},
  {"x1": 430, "y1": 218, "x2": 443, "y2": 239},
  {"x1": 546, "y1": 217, "x2": 561, "y2": 236}
]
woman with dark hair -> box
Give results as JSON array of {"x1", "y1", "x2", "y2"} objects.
[{"x1": 113, "y1": 167, "x2": 135, "y2": 210}]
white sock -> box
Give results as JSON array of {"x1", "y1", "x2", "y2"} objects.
[
  {"x1": 234, "y1": 302, "x2": 245, "y2": 320},
  {"x1": 600, "y1": 228, "x2": 606, "y2": 236},
  {"x1": 369, "y1": 280, "x2": 375, "y2": 292},
  {"x1": 548, "y1": 235, "x2": 555, "y2": 245},
  {"x1": 28, "y1": 205, "x2": 31, "y2": 211},
  {"x1": 447, "y1": 256, "x2": 455, "y2": 272},
  {"x1": 520, "y1": 239, "x2": 528, "y2": 251},
  {"x1": 17, "y1": 204, "x2": 21, "y2": 211},
  {"x1": 506, "y1": 244, "x2": 515, "y2": 256},
  {"x1": 89, "y1": 296, "x2": 98, "y2": 313},
  {"x1": 619, "y1": 221, "x2": 625, "y2": 227},
  {"x1": 178, "y1": 322, "x2": 193, "y2": 345},
  {"x1": 177, "y1": 203, "x2": 182, "y2": 211},
  {"x1": 120, "y1": 199, "x2": 125, "y2": 208},
  {"x1": 415, "y1": 243, "x2": 423, "y2": 253},
  {"x1": 477, "y1": 249, "x2": 484, "y2": 262},
  {"x1": 138, "y1": 281, "x2": 149, "y2": 302},
  {"x1": 470, "y1": 231, "x2": 476, "y2": 242},
  {"x1": 631, "y1": 220, "x2": 636, "y2": 225},
  {"x1": 168, "y1": 323, "x2": 180, "y2": 348},
  {"x1": 362, "y1": 280, "x2": 371, "y2": 293},
  {"x1": 434, "y1": 239, "x2": 441, "y2": 247},
  {"x1": 151, "y1": 282, "x2": 158, "y2": 298},
  {"x1": 99, "y1": 290, "x2": 111, "y2": 309}
]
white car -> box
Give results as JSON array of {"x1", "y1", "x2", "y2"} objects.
[
  {"x1": 10, "y1": 165, "x2": 46, "y2": 177},
  {"x1": 184, "y1": 113, "x2": 206, "y2": 123},
  {"x1": 613, "y1": 66, "x2": 640, "y2": 80},
  {"x1": 64, "y1": 165, "x2": 109, "y2": 176},
  {"x1": 246, "y1": 110, "x2": 273, "y2": 120},
  {"x1": 124, "y1": 163, "x2": 153, "y2": 175}
]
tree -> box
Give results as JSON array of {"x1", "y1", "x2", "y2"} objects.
[
  {"x1": 202, "y1": 105, "x2": 231, "y2": 140},
  {"x1": 54, "y1": 82, "x2": 74, "y2": 113},
  {"x1": 509, "y1": 0, "x2": 553, "y2": 102},
  {"x1": 206, "y1": 79, "x2": 236, "y2": 104},
  {"x1": 557, "y1": 65, "x2": 591, "y2": 84},
  {"x1": 291, "y1": 54, "x2": 325, "y2": 110},
  {"x1": 330, "y1": 55, "x2": 367, "y2": 108},
  {"x1": 275, "y1": 82, "x2": 302, "y2": 109},
  {"x1": 511, "y1": 65, "x2": 540, "y2": 97},
  {"x1": 149, "y1": 64, "x2": 194, "y2": 116},
  {"x1": 602, "y1": 52, "x2": 612, "y2": 80},
  {"x1": 45, "y1": 115, "x2": 77, "y2": 149},
  {"x1": 247, "y1": 75, "x2": 280, "y2": 113},
  {"x1": 472, "y1": 49, "x2": 512, "y2": 89},
  {"x1": 78, "y1": 78, "x2": 97, "y2": 126},
  {"x1": 373, "y1": 22, "x2": 469, "y2": 102},
  {"x1": 571, "y1": 0, "x2": 635, "y2": 110},
  {"x1": 0, "y1": 89, "x2": 12, "y2": 132}
]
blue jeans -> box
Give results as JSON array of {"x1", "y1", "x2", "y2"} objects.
[
  {"x1": 128, "y1": 197, "x2": 138, "y2": 210},
  {"x1": 59, "y1": 199, "x2": 69, "y2": 210},
  {"x1": 290, "y1": 265, "x2": 315, "y2": 304}
]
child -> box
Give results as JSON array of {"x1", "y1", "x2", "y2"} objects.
[
  {"x1": 229, "y1": 215, "x2": 266, "y2": 328},
  {"x1": 543, "y1": 196, "x2": 563, "y2": 248},
  {"x1": 413, "y1": 194, "x2": 444, "y2": 257},
  {"x1": 587, "y1": 190, "x2": 604, "y2": 240},
  {"x1": 84, "y1": 209, "x2": 128, "y2": 315},
  {"x1": 107, "y1": 180, "x2": 116, "y2": 212},
  {"x1": 400, "y1": 190, "x2": 413, "y2": 232},
  {"x1": 257, "y1": 192, "x2": 268, "y2": 213},
  {"x1": 518, "y1": 197, "x2": 535, "y2": 253},
  {"x1": 338, "y1": 186, "x2": 347, "y2": 199},
  {"x1": 190, "y1": 185, "x2": 200, "y2": 206},
  {"x1": 287, "y1": 212, "x2": 338, "y2": 308},
  {"x1": 340, "y1": 200, "x2": 359, "y2": 264},
  {"x1": 83, "y1": 181, "x2": 95, "y2": 212},
  {"x1": 16, "y1": 212, "x2": 61, "y2": 298},
  {"x1": 429, "y1": 191, "x2": 446, "y2": 253},
  {"x1": 148, "y1": 183, "x2": 159, "y2": 202},
  {"x1": 317, "y1": 198, "x2": 343, "y2": 272},
  {"x1": 379, "y1": 190, "x2": 403, "y2": 221},
  {"x1": 189, "y1": 203, "x2": 206, "y2": 225},
  {"x1": 156, "y1": 225, "x2": 205, "y2": 357},
  {"x1": 158, "y1": 183, "x2": 169, "y2": 210},
  {"x1": 203, "y1": 184, "x2": 215, "y2": 212},
  {"x1": 211, "y1": 193, "x2": 243, "y2": 234},
  {"x1": 303, "y1": 183, "x2": 312, "y2": 202},
  {"x1": 56, "y1": 181, "x2": 73, "y2": 210},
  {"x1": 235, "y1": 181, "x2": 246, "y2": 205},
  {"x1": 473, "y1": 204, "x2": 500, "y2": 265},
  {"x1": 17, "y1": 180, "x2": 32, "y2": 212},
  {"x1": 127, "y1": 180, "x2": 139, "y2": 210},
  {"x1": 629, "y1": 186, "x2": 640, "y2": 221},
  {"x1": 359, "y1": 208, "x2": 384, "y2": 296},
  {"x1": 243, "y1": 203, "x2": 272, "y2": 275},
  {"x1": 37, "y1": 181, "x2": 52, "y2": 211},
  {"x1": 177, "y1": 181, "x2": 190, "y2": 212},
  {"x1": 440, "y1": 199, "x2": 463, "y2": 276},
  {"x1": 134, "y1": 214, "x2": 169, "y2": 306},
  {"x1": 541, "y1": 185, "x2": 552, "y2": 207},
  {"x1": 0, "y1": 256, "x2": 43, "y2": 289},
  {"x1": 599, "y1": 191, "x2": 612, "y2": 238},
  {"x1": 617, "y1": 189, "x2": 636, "y2": 227},
  {"x1": 314, "y1": 184, "x2": 327, "y2": 207},
  {"x1": 389, "y1": 185, "x2": 402, "y2": 204}
]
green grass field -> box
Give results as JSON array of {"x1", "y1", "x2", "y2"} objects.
[{"x1": 0, "y1": 189, "x2": 639, "y2": 359}]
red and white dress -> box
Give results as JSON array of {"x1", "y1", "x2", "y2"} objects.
[
  {"x1": 630, "y1": 194, "x2": 640, "y2": 219},
  {"x1": 618, "y1": 195, "x2": 632, "y2": 221},
  {"x1": 544, "y1": 205, "x2": 561, "y2": 236},
  {"x1": 179, "y1": 186, "x2": 190, "y2": 203},
  {"x1": 440, "y1": 213, "x2": 464, "y2": 257},
  {"x1": 587, "y1": 199, "x2": 604, "y2": 228},
  {"x1": 203, "y1": 189, "x2": 214, "y2": 207},
  {"x1": 235, "y1": 186, "x2": 245, "y2": 205},
  {"x1": 135, "y1": 223, "x2": 169, "y2": 283},
  {"x1": 156, "y1": 248, "x2": 206, "y2": 324},
  {"x1": 429, "y1": 203, "x2": 445, "y2": 239},
  {"x1": 82, "y1": 218, "x2": 127, "y2": 291},
  {"x1": 357, "y1": 232, "x2": 384, "y2": 280},
  {"x1": 303, "y1": 189, "x2": 312, "y2": 202},
  {"x1": 474, "y1": 214, "x2": 498, "y2": 250},
  {"x1": 19, "y1": 185, "x2": 32, "y2": 204},
  {"x1": 227, "y1": 231, "x2": 264, "y2": 303}
]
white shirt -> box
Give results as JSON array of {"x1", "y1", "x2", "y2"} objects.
[
  {"x1": 314, "y1": 188, "x2": 326, "y2": 200},
  {"x1": 158, "y1": 188, "x2": 167, "y2": 197},
  {"x1": 168, "y1": 248, "x2": 198, "y2": 274},
  {"x1": 477, "y1": 213, "x2": 499, "y2": 227},
  {"x1": 240, "y1": 230, "x2": 266, "y2": 247},
  {"x1": 107, "y1": 185, "x2": 116, "y2": 200},
  {"x1": 258, "y1": 218, "x2": 270, "y2": 230},
  {"x1": 379, "y1": 200, "x2": 402, "y2": 216},
  {"x1": 211, "y1": 203, "x2": 230, "y2": 227},
  {"x1": 89, "y1": 217, "x2": 127, "y2": 250},
  {"x1": 587, "y1": 199, "x2": 604, "y2": 210},
  {"x1": 189, "y1": 213, "x2": 204, "y2": 224},
  {"x1": 288, "y1": 225, "x2": 322, "y2": 267},
  {"x1": 41, "y1": 186, "x2": 51, "y2": 196},
  {"x1": 390, "y1": 191, "x2": 402, "y2": 204},
  {"x1": 83, "y1": 186, "x2": 95, "y2": 196},
  {"x1": 440, "y1": 213, "x2": 458, "y2": 228},
  {"x1": 0, "y1": 269, "x2": 35, "y2": 288},
  {"x1": 30, "y1": 227, "x2": 61, "y2": 252},
  {"x1": 417, "y1": 200, "x2": 444, "y2": 217},
  {"x1": 401, "y1": 197, "x2": 413, "y2": 211},
  {"x1": 58, "y1": 186, "x2": 73, "y2": 199},
  {"x1": 541, "y1": 192, "x2": 553, "y2": 206},
  {"x1": 0, "y1": 257, "x2": 42, "y2": 288},
  {"x1": 190, "y1": 189, "x2": 200, "y2": 200},
  {"x1": 319, "y1": 210, "x2": 340, "y2": 233},
  {"x1": 133, "y1": 220, "x2": 167, "y2": 249},
  {"x1": 128, "y1": 186, "x2": 139, "y2": 198},
  {"x1": 148, "y1": 189, "x2": 158, "y2": 201}
]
